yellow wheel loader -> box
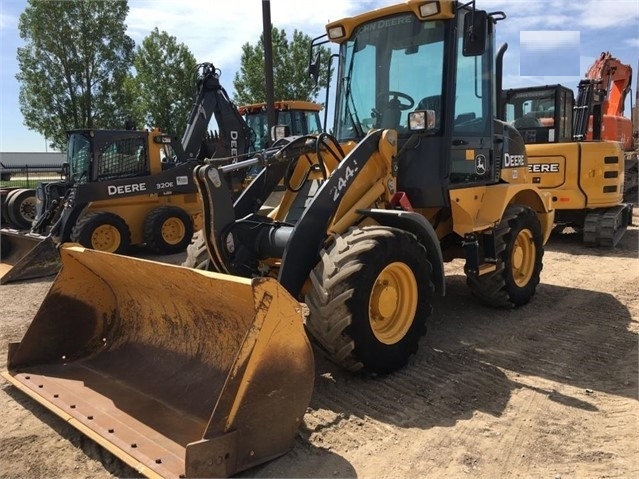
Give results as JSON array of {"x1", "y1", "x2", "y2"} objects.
[
  {"x1": 184, "y1": 100, "x2": 323, "y2": 269},
  {"x1": 239, "y1": 100, "x2": 323, "y2": 149},
  {"x1": 2, "y1": 1, "x2": 554, "y2": 477},
  {"x1": 0, "y1": 63, "x2": 254, "y2": 284}
]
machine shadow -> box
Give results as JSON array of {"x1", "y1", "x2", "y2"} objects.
[{"x1": 299, "y1": 277, "x2": 636, "y2": 439}]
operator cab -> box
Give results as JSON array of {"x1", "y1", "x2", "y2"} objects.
[
  {"x1": 67, "y1": 130, "x2": 150, "y2": 184},
  {"x1": 316, "y1": 2, "x2": 518, "y2": 207},
  {"x1": 502, "y1": 85, "x2": 574, "y2": 145},
  {"x1": 240, "y1": 101, "x2": 323, "y2": 150}
]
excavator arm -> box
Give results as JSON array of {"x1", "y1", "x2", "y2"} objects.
[
  {"x1": 585, "y1": 51, "x2": 633, "y2": 118},
  {"x1": 574, "y1": 52, "x2": 634, "y2": 150}
]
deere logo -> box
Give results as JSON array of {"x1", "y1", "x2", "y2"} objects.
[
  {"x1": 529, "y1": 163, "x2": 560, "y2": 173},
  {"x1": 503, "y1": 153, "x2": 525, "y2": 168},
  {"x1": 107, "y1": 183, "x2": 147, "y2": 196}
]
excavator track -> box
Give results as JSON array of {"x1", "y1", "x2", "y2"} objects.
[{"x1": 583, "y1": 204, "x2": 633, "y2": 247}]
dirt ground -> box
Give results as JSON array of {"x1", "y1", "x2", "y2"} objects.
[{"x1": 1, "y1": 208, "x2": 637, "y2": 479}]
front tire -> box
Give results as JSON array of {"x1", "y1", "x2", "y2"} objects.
[
  {"x1": 71, "y1": 211, "x2": 131, "y2": 254},
  {"x1": 305, "y1": 226, "x2": 434, "y2": 375},
  {"x1": 466, "y1": 205, "x2": 543, "y2": 308}
]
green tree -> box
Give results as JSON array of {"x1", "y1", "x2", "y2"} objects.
[
  {"x1": 17, "y1": 0, "x2": 135, "y2": 150},
  {"x1": 233, "y1": 27, "x2": 332, "y2": 105},
  {"x1": 127, "y1": 27, "x2": 198, "y2": 136}
]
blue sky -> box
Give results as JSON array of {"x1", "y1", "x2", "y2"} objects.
[{"x1": 0, "y1": 0, "x2": 637, "y2": 152}]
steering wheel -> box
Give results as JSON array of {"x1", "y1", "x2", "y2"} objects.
[
  {"x1": 377, "y1": 91, "x2": 415, "y2": 111},
  {"x1": 514, "y1": 116, "x2": 542, "y2": 129}
]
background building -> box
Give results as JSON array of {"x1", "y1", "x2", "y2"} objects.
[{"x1": 0, "y1": 152, "x2": 66, "y2": 167}]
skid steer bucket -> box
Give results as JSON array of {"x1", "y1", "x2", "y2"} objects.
[
  {"x1": 2, "y1": 245, "x2": 314, "y2": 478},
  {"x1": 0, "y1": 230, "x2": 61, "y2": 284}
]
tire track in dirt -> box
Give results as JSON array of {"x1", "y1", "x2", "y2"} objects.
[
  {"x1": 1, "y1": 224, "x2": 638, "y2": 478},
  {"x1": 285, "y1": 224, "x2": 638, "y2": 477}
]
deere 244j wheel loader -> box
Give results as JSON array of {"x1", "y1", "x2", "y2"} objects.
[{"x1": 2, "y1": 1, "x2": 554, "y2": 478}]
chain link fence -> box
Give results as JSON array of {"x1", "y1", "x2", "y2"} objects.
[{"x1": 0, "y1": 163, "x2": 65, "y2": 188}]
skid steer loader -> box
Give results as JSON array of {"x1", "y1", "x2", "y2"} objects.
[
  {"x1": 0, "y1": 62, "x2": 253, "y2": 284},
  {"x1": 3, "y1": 1, "x2": 554, "y2": 477}
]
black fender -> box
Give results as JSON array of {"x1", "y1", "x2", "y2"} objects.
[{"x1": 358, "y1": 208, "x2": 445, "y2": 296}]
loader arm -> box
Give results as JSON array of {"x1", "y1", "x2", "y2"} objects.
[
  {"x1": 193, "y1": 135, "x2": 337, "y2": 277},
  {"x1": 193, "y1": 129, "x2": 437, "y2": 299}
]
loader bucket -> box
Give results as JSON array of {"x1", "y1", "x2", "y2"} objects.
[
  {"x1": 2, "y1": 245, "x2": 314, "y2": 478},
  {"x1": 0, "y1": 231, "x2": 61, "y2": 284}
]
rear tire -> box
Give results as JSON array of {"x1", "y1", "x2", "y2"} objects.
[
  {"x1": 71, "y1": 211, "x2": 131, "y2": 254},
  {"x1": 143, "y1": 206, "x2": 194, "y2": 254},
  {"x1": 305, "y1": 226, "x2": 434, "y2": 375},
  {"x1": 1, "y1": 189, "x2": 19, "y2": 225},
  {"x1": 466, "y1": 205, "x2": 543, "y2": 308},
  {"x1": 6, "y1": 188, "x2": 37, "y2": 230}
]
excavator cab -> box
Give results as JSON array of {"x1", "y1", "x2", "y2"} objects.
[{"x1": 502, "y1": 85, "x2": 574, "y2": 145}]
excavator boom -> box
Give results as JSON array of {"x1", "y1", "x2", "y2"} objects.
[{"x1": 585, "y1": 51, "x2": 633, "y2": 118}]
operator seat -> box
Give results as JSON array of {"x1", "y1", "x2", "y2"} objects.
[{"x1": 380, "y1": 96, "x2": 403, "y2": 129}]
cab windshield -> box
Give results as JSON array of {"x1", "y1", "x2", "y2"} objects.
[
  {"x1": 246, "y1": 110, "x2": 324, "y2": 150},
  {"x1": 66, "y1": 133, "x2": 91, "y2": 184},
  {"x1": 334, "y1": 14, "x2": 445, "y2": 141}
]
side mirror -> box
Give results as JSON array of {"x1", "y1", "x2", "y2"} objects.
[
  {"x1": 61, "y1": 162, "x2": 70, "y2": 179},
  {"x1": 271, "y1": 125, "x2": 291, "y2": 143},
  {"x1": 462, "y1": 10, "x2": 487, "y2": 56},
  {"x1": 308, "y1": 51, "x2": 321, "y2": 85},
  {"x1": 408, "y1": 110, "x2": 437, "y2": 132}
]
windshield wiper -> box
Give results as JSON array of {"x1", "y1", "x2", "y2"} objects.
[
  {"x1": 342, "y1": 39, "x2": 364, "y2": 139},
  {"x1": 344, "y1": 78, "x2": 364, "y2": 138}
]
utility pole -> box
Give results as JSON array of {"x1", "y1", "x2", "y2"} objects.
[{"x1": 262, "y1": 0, "x2": 276, "y2": 137}]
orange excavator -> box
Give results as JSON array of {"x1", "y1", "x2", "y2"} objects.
[
  {"x1": 578, "y1": 51, "x2": 633, "y2": 150},
  {"x1": 578, "y1": 52, "x2": 637, "y2": 200}
]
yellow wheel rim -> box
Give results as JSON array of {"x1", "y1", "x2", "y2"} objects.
[
  {"x1": 90, "y1": 224, "x2": 121, "y2": 252},
  {"x1": 511, "y1": 229, "x2": 535, "y2": 287},
  {"x1": 161, "y1": 217, "x2": 185, "y2": 245},
  {"x1": 368, "y1": 262, "x2": 418, "y2": 345}
]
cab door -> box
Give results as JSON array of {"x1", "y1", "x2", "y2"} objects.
[{"x1": 449, "y1": 11, "x2": 495, "y2": 186}]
